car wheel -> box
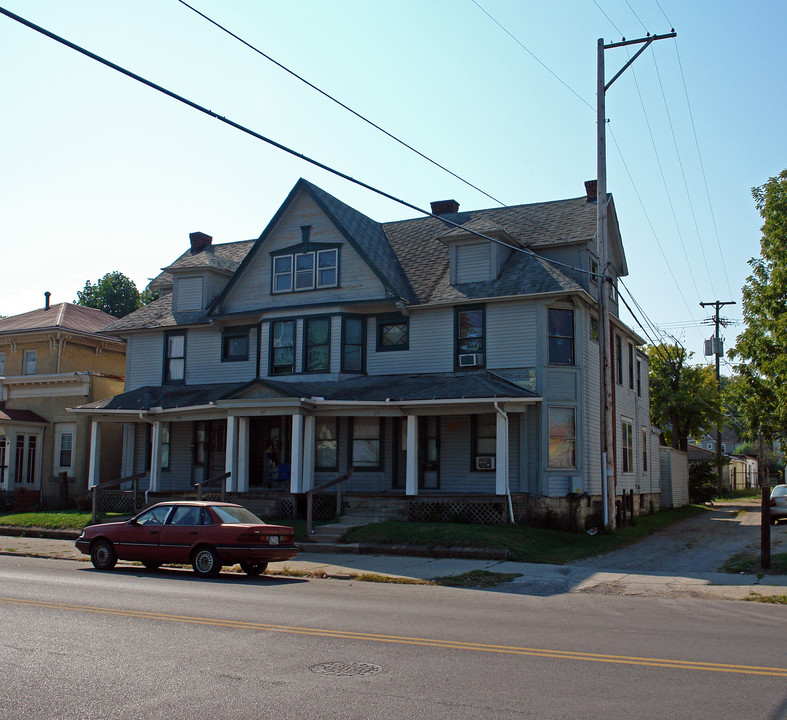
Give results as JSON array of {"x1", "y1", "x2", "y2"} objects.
[
  {"x1": 90, "y1": 540, "x2": 117, "y2": 570},
  {"x1": 240, "y1": 561, "x2": 268, "y2": 577},
  {"x1": 192, "y1": 546, "x2": 221, "y2": 578},
  {"x1": 142, "y1": 562, "x2": 161, "y2": 571}
]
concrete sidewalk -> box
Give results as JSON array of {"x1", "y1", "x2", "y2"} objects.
[{"x1": 2, "y1": 533, "x2": 785, "y2": 600}]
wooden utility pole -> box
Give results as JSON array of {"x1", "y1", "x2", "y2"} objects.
[
  {"x1": 699, "y1": 299, "x2": 735, "y2": 494},
  {"x1": 597, "y1": 31, "x2": 675, "y2": 529}
]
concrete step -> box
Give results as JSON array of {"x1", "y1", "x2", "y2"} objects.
[{"x1": 298, "y1": 541, "x2": 360, "y2": 554}]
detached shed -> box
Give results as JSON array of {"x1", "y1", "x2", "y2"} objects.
[{"x1": 660, "y1": 447, "x2": 689, "y2": 508}]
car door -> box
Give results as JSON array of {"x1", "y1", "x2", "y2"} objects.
[
  {"x1": 158, "y1": 505, "x2": 203, "y2": 564},
  {"x1": 114, "y1": 505, "x2": 172, "y2": 562}
]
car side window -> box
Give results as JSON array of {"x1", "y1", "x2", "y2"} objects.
[
  {"x1": 169, "y1": 506, "x2": 201, "y2": 526},
  {"x1": 200, "y1": 507, "x2": 213, "y2": 525},
  {"x1": 136, "y1": 506, "x2": 171, "y2": 526}
]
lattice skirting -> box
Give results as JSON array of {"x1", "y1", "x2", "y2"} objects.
[
  {"x1": 95, "y1": 491, "x2": 140, "y2": 514},
  {"x1": 408, "y1": 499, "x2": 512, "y2": 525}
]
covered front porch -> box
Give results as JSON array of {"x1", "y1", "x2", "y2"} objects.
[{"x1": 73, "y1": 372, "x2": 542, "y2": 515}]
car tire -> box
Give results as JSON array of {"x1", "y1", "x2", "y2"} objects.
[
  {"x1": 192, "y1": 546, "x2": 221, "y2": 578},
  {"x1": 142, "y1": 562, "x2": 161, "y2": 571},
  {"x1": 90, "y1": 540, "x2": 117, "y2": 571},
  {"x1": 240, "y1": 561, "x2": 268, "y2": 577}
]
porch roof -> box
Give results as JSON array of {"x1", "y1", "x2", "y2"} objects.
[
  {"x1": 74, "y1": 371, "x2": 538, "y2": 415},
  {"x1": 0, "y1": 404, "x2": 48, "y2": 424},
  {"x1": 233, "y1": 370, "x2": 539, "y2": 403}
]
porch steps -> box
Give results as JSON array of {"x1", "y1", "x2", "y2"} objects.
[{"x1": 299, "y1": 509, "x2": 399, "y2": 553}]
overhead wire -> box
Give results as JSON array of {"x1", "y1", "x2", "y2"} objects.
[
  {"x1": 0, "y1": 5, "x2": 601, "y2": 285},
  {"x1": 471, "y1": 0, "x2": 595, "y2": 111},
  {"x1": 650, "y1": 47, "x2": 717, "y2": 297},
  {"x1": 175, "y1": 0, "x2": 507, "y2": 207}
]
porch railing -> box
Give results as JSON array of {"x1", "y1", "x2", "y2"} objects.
[
  {"x1": 306, "y1": 467, "x2": 354, "y2": 538},
  {"x1": 194, "y1": 471, "x2": 231, "y2": 502},
  {"x1": 91, "y1": 472, "x2": 147, "y2": 524}
]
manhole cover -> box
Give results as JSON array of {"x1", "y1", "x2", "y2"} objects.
[{"x1": 310, "y1": 662, "x2": 383, "y2": 677}]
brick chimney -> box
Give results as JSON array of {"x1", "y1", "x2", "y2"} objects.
[
  {"x1": 584, "y1": 180, "x2": 597, "y2": 202},
  {"x1": 189, "y1": 231, "x2": 212, "y2": 253},
  {"x1": 430, "y1": 199, "x2": 460, "y2": 215}
]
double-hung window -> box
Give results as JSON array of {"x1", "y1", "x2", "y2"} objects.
[
  {"x1": 641, "y1": 427, "x2": 648, "y2": 472},
  {"x1": 472, "y1": 414, "x2": 496, "y2": 471},
  {"x1": 548, "y1": 308, "x2": 574, "y2": 365},
  {"x1": 351, "y1": 417, "x2": 382, "y2": 470},
  {"x1": 342, "y1": 316, "x2": 365, "y2": 372},
  {"x1": 164, "y1": 333, "x2": 185, "y2": 383},
  {"x1": 272, "y1": 256, "x2": 293, "y2": 292},
  {"x1": 0, "y1": 352, "x2": 5, "y2": 375},
  {"x1": 315, "y1": 418, "x2": 338, "y2": 471},
  {"x1": 615, "y1": 335, "x2": 623, "y2": 384},
  {"x1": 548, "y1": 407, "x2": 576, "y2": 469},
  {"x1": 23, "y1": 349, "x2": 36, "y2": 375},
  {"x1": 271, "y1": 320, "x2": 295, "y2": 375},
  {"x1": 304, "y1": 317, "x2": 330, "y2": 372},
  {"x1": 622, "y1": 419, "x2": 634, "y2": 473},
  {"x1": 456, "y1": 307, "x2": 485, "y2": 368},
  {"x1": 628, "y1": 343, "x2": 634, "y2": 389}
]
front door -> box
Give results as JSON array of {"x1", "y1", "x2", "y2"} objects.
[
  {"x1": 393, "y1": 418, "x2": 406, "y2": 489},
  {"x1": 13, "y1": 434, "x2": 38, "y2": 488},
  {"x1": 249, "y1": 417, "x2": 291, "y2": 488},
  {"x1": 114, "y1": 505, "x2": 172, "y2": 562},
  {"x1": 0, "y1": 435, "x2": 7, "y2": 490},
  {"x1": 207, "y1": 421, "x2": 227, "y2": 481},
  {"x1": 419, "y1": 417, "x2": 440, "y2": 490}
]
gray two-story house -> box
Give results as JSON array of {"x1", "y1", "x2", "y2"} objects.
[{"x1": 75, "y1": 178, "x2": 658, "y2": 525}]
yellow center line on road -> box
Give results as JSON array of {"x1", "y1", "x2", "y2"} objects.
[{"x1": 3, "y1": 597, "x2": 785, "y2": 678}]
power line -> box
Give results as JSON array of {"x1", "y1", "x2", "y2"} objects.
[
  {"x1": 673, "y1": 43, "x2": 735, "y2": 300},
  {"x1": 471, "y1": 0, "x2": 595, "y2": 111},
  {"x1": 175, "y1": 0, "x2": 506, "y2": 207},
  {"x1": 591, "y1": 0, "x2": 625, "y2": 38},
  {"x1": 0, "y1": 5, "x2": 601, "y2": 285},
  {"x1": 650, "y1": 46, "x2": 717, "y2": 298}
]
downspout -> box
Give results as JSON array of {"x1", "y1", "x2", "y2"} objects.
[
  {"x1": 139, "y1": 411, "x2": 154, "y2": 503},
  {"x1": 494, "y1": 401, "x2": 515, "y2": 524}
]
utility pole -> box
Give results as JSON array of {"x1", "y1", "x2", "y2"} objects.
[
  {"x1": 597, "y1": 31, "x2": 675, "y2": 530},
  {"x1": 700, "y1": 299, "x2": 735, "y2": 494}
]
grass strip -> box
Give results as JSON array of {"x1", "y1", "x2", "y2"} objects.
[{"x1": 433, "y1": 569, "x2": 521, "y2": 588}]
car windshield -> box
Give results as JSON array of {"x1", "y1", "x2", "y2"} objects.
[{"x1": 212, "y1": 506, "x2": 265, "y2": 524}]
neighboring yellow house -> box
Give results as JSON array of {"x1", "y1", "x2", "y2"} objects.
[{"x1": 0, "y1": 297, "x2": 126, "y2": 505}]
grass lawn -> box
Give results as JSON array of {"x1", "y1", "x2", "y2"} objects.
[
  {"x1": 0, "y1": 511, "x2": 119, "y2": 531},
  {"x1": 343, "y1": 505, "x2": 708, "y2": 564},
  {"x1": 719, "y1": 551, "x2": 787, "y2": 575}
]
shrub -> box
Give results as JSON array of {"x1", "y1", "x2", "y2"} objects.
[{"x1": 689, "y1": 460, "x2": 718, "y2": 503}]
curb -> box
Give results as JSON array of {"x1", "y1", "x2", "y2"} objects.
[
  {"x1": 0, "y1": 526, "x2": 80, "y2": 541},
  {"x1": 355, "y1": 543, "x2": 508, "y2": 560}
]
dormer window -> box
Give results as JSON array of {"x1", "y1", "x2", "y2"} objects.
[{"x1": 272, "y1": 247, "x2": 338, "y2": 294}]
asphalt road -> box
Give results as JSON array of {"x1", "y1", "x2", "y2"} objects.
[{"x1": 2, "y1": 556, "x2": 785, "y2": 720}]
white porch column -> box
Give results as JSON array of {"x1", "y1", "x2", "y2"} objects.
[
  {"x1": 495, "y1": 410, "x2": 509, "y2": 496},
  {"x1": 149, "y1": 421, "x2": 161, "y2": 492},
  {"x1": 88, "y1": 420, "x2": 101, "y2": 489},
  {"x1": 302, "y1": 415, "x2": 315, "y2": 493},
  {"x1": 225, "y1": 415, "x2": 238, "y2": 492},
  {"x1": 290, "y1": 414, "x2": 304, "y2": 494},
  {"x1": 405, "y1": 414, "x2": 418, "y2": 496},
  {"x1": 237, "y1": 417, "x2": 249, "y2": 493}
]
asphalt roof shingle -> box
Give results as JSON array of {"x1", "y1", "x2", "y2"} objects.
[{"x1": 0, "y1": 303, "x2": 118, "y2": 336}]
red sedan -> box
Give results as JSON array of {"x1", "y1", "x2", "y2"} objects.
[{"x1": 75, "y1": 501, "x2": 299, "y2": 577}]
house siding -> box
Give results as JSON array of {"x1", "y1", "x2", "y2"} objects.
[
  {"x1": 221, "y1": 193, "x2": 388, "y2": 314},
  {"x1": 455, "y1": 243, "x2": 491, "y2": 283},
  {"x1": 486, "y1": 301, "x2": 537, "y2": 368},
  {"x1": 187, "y1": 326, "x2": 257, "y2": 384},
  {"x1": 126, "y1": 333, "x2": 164, "y2": 390}
]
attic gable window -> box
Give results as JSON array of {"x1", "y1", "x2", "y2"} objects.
[{"x1": 271, "y1": 247, "x2": 338, "y2": 293}]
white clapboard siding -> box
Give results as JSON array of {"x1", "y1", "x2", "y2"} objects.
[
  {"x1": 486, "y1": 302, "x2": 538, "y2": 368},
  {"x1": 126, "y1": 333, "x2": 163, "y2": 390},
  {"x1": 186, "y1": 326, "x2": 257, "y2": 385},
  {"x1": 221, "y1": 192, "x2": 387, "y2": 314},
  {"x1": 366, "y1": 306, "x2": 454, "y2": 375},
  {"x1": 175, "y1": 276, "x2": 204, "y2": 311},
  {"x1": 455, "y1": 243, "x2": 491, "y2": 283}
]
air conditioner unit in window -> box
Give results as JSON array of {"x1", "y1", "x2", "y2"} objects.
[
  {"x1": 459, "y1": 353, "x2": 482, "y2": 367},
  {"x1": 475, "y1": 455, "x2": 496, "y2": 471}
]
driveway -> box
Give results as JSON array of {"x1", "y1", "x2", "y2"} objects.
[{"x1": 574, "y1": 500, "x2": 786, "y2": 575}]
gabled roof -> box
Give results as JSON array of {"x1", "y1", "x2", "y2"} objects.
[
  {"x1": 100, "y1": 293, "x2": 211, "y2": 333},
  {"x1": 0, "y1": 303, "x2": 117, "y2": 336},
  {"x1": 149, "y1": 239, "x2": 255, "y2": 291},
  {"x1": 211, "y1": 178, "x2": 416, "y2": 312}
]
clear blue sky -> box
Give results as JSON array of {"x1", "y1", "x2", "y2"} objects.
[{"x1": 1, "y1": 1, "x2": 784, "y2": 367}]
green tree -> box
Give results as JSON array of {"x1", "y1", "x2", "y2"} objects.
[
  {"x1": 729, "y1": 170, "x2": 787, "y2": 443},
  {"x1": 646, "y1": 344, "x2": 722, "y2": 451},
  {"x1": 76, "y1": 271, "x2": 142, "y2": 318}
]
